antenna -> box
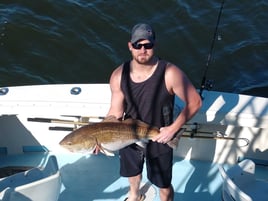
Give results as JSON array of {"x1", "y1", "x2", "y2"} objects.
[{"x1": 199, "y1": 0, "x2": 225, "y2": 98}]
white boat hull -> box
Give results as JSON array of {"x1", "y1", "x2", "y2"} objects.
[
  {"x1": 1, "y1": 84, "x2": 267, "y2": 164},
  {"x1": 0, "y1": 155, "x2": 61, "y2": 201},
  {"x1": 0, "y1": 84, "x2": 267, "y2": 201}
]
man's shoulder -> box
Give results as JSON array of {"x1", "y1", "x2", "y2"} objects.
[
  {"x1": 158, "y1": 59, "x2": 177, "y2": 68},
  {"x1": 164, "y1": 62, "x2": 185, "y2": 82},
  {"x1": 162, "y1": 61, "x2": 180, "y2": 72},
  {"x1": 110, "y1": 64, "x2": 124, "y2": 84},
  {"x1": 112, "y1": 64, "x2": 124, "y2": 74}
]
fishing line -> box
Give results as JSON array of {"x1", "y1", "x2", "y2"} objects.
[
  {"x1": 0, "y1": 20, "x2": 8, "y2": 47},
  {"x1": 199, "y1": 0, "x2": 225, "y2": 97}
]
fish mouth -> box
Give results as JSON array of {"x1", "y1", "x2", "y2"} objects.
[{"x1": 59, "y1": 139, "x2": 71, "y2": 145}]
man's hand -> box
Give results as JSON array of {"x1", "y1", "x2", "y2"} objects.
[{"x1": 152, "y1": 126, "x2": 176, "y2": 144}]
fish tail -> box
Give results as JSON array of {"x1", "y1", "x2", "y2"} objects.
[{"x1": 167, "y1": 128, "x2": 186, "y2": 149}]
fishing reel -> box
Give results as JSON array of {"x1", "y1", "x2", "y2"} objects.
[
  {"x1": 204, "y1": 79, "x2": 214, "y2": 91},
  {"x1": 199, "y1": 79, "x2": 215, "y2": 99}
]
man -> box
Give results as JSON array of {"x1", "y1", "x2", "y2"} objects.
[{"x1": 106, "y1": 23, "x2": 202, "y2": 201}]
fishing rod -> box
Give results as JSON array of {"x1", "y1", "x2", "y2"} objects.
[
  {"x1": 199, "y1": 0, "x2": 225, "y2": 97},
  {"x1": 28, "y1": 116, "x2": 249, "y2": 147},
  {"x1": 180, "y1": 132, "x2": 250, "y2": 147}
]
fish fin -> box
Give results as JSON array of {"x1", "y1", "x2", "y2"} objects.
[
  {"x1": 89, "y1": 147, "x2": 96, "y2": 155},
  {"x1": 123, "y1": 118, "x2": 148, "y2": 125},
  {"x1": 102, "y1": 115, "x2": 120, "y2": 122},
  {"x1": 89, "y1": 144, "x2": 98, "y2": 155},
  {"x1": 123, "y1": 118, "x2": 153, "y2": 128},
  {"x1": 93, "y1": 144, "x2": 115, "y2": 156},
  {"x1": 122, "y1": 118, "x2": 135, "y2": 124},
  {"x1": 100, "y1": 148, "x2": 115, "y2": 157},
  {"x1": 167, "y1": 128, "x2": 186, "y2": 149}
]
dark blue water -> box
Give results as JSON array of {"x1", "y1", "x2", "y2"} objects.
[{"x1": 0, "y1": 0, "x2": 267, "y2": 97}]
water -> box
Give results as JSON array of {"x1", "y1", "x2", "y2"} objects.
[{"x1": 0, "y1": 0, "x2": 267, "y2": 97}]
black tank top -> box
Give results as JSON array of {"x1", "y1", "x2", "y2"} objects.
[
  {"x1": 121, "y1": 59, "x2": 174, "y2": 127},
  {"x1": 121, "y1": 60, "x2": 175, "y2": 156}
]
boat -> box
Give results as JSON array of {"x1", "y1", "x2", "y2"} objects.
[
  {"x1": 219, "y1": 159, "x2": 268, "y2": 201},
  {"x1": 0, "y1": 83, "x2": 267, "y2": 201},
  {"x1": 0, "y1": 155, "x2": 61, "y2": 201}
]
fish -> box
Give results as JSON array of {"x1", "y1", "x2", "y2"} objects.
[{"x1": 59, "y1": 116, "x2": 184, "y2": 156}]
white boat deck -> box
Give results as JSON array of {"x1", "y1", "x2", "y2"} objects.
[{"x1": 1, "y1": 153, "x2": 267, "y2": 201}]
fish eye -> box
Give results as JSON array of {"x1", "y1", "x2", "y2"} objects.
[{"x1": 67, "y1": 141, "x2": 72, "y2": 145}]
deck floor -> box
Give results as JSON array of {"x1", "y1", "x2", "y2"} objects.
[{"x1": 0, "y1": 153, "x2": 267, "y2": 201}]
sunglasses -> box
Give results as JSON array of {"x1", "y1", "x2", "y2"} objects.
[{"x1": 132, "y1": 42, "x2": 154, "y2": 50}]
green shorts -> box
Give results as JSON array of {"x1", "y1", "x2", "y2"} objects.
[{"x1": 119, "y1": 141, "x2": 173, "y2": 188}]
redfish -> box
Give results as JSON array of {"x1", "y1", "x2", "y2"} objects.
[{"x1": 59, "y1": 117, "x2": 182, "y2": 156}]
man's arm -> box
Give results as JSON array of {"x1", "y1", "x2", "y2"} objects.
[
  {"x1": 153, "y1": 64, "x2": 202, "y2": 143},
  {"x1": 93, "y1": 66, "x2": 125, "y2": 155},
  {"x1": 106, "y1": 65, "x2": 125, "y2": 119}
]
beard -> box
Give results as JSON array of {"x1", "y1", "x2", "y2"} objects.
[{"x1": 133, "y1": 52, "x2": 154, "y2": 65}]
